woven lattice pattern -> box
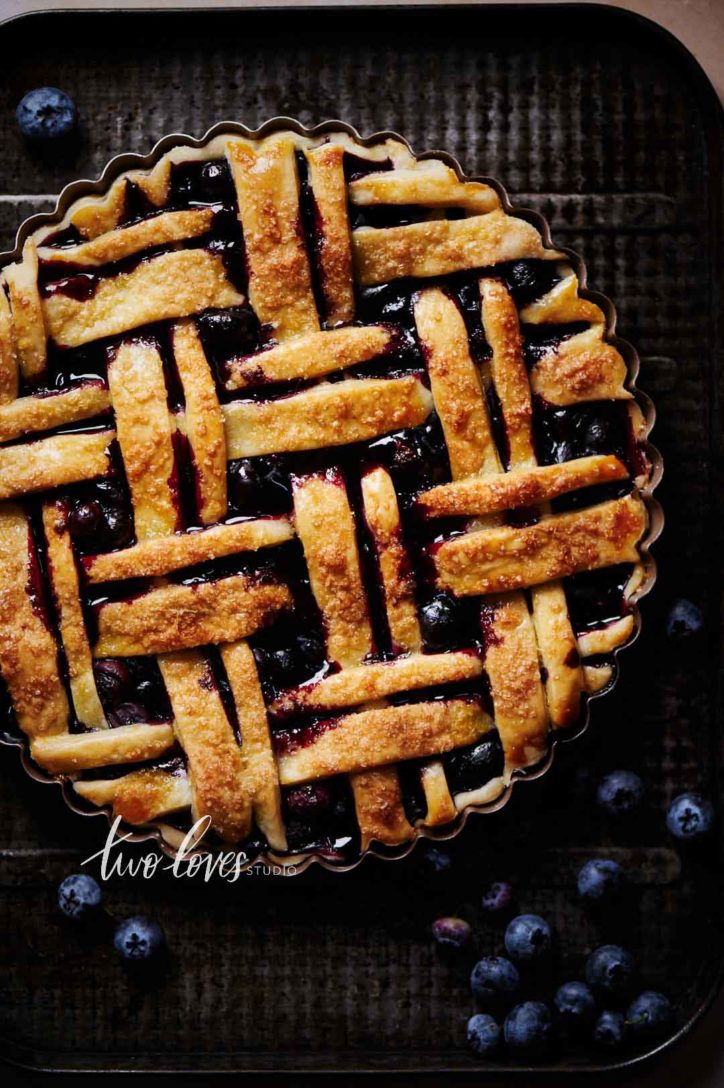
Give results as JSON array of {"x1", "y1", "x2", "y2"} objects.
[{"x1": 0, "y1": 128, "x2": 653, "y2": 861}]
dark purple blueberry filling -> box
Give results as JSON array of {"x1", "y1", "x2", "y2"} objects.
[
  {"x1": 444, "y1": 730, "x2": 504, "y2": 794},
  {"x1": 120, "y1": 179, "x2": 159, "y2": 226},
  {"x1": 67, "y1": 478, "x2": 134, "y2": 554},
  {"x1": 94, "y1": 657, "x2": 172, "y2": 724},
  {"x1": 349, "y1": 203, "x2": 430, "y2": 230},
  {"x1": 284, "y1": 775, "x2": 357, "y2": 859},
  {"x1": 342, "y1": 153, "x2": 393, "y2": 183},
  {"x1": 502, "y1": 259, "x2": 561, "y2": 306},
  {"x1": 40, "y1": 223, "x2": 84, "y2": 250},
  {"x1": 523, "y1": 323, "x2": 589, "y2": 367},
  {"x1": 565, "y1": 565, "x2": 632, "y2": 634},
  {"x1": 253, "y1": 628, "x2": 327, "y2": 701},
  {"x1": 535, "y1": 401, "x2": 632, "y2": 467},
  {"x1": 227, "y1": 456, "x2": 292, "y2": 515},
  {"x1": 169, "y1": 158, "x2": 236, "y2": 207},
  {"x1": 197, "y1": 306, "x2": 260, "y2": 366}
]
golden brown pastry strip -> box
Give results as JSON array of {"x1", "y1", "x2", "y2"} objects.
[
  {"x1": 0, "y1": 431, "x2": 112, "y2": 501},
  {"x1": 84, "y1": 517, "x2": 293, "y2": 583},
  {"x1": 529, "y1": 326, "x2": 631, "y2": 405},
  {"x1": 418, "y1": 455, "x2": 628, "y2": 517},
  {"x1": 32, "y1": 722, "x2": 175, "y2": 773},
  {"x1": 38, "y1": 208, "x2": 214, "y2": 268},
  {"x1": 224, "y1": 326, "x2": 391, "y2": 390},
  {"x1": 159, "y1": 650, "x2": 251, "y2": 843},
  {"x1": 75, "y1": 769, "x2": 192, "y2": 825},
  {"x1": 305, "y1": 144, "x2": 356, "y2": 324},
  {"x1": 223, "y1": 376, "x2": 433, "y2": 458},
  {"x1": 435, "y1": 494, "x2": 647, "y2": 596},
  {"x1": 4, "y1": 241, "x2": 47, "y2": 379},
  {"x1": 227, "y1": 135, "x2": 319, "y2": 341},
  {"x1": 353, "y1": 210, "x2": 557, "y2": 285},
  {"x1": 278, "y1": 699, "x2": 493, "y2": 785},
  {"x1": 94, "y1": 574, "x2": 292, "y2": 657},
  {"x1": 44, "y1": 249, "x2": 244, "y2": 348},
  {"x1": 0, "y1": 504, "x2": 69, "y2": 737},
  {"x1": 0, "y1": 383, "x2": 110, "y2": 443},
  {"x1": 349, "y1": 164, "x2": 498, "y2": 212}
]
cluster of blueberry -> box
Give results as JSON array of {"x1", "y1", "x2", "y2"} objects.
[
  {"x1": 57, "y1": 874, "x2": 164, "y2": 965},
  {"x1": 427, "y1": 749, "x2": 714, "y2": 1061}
]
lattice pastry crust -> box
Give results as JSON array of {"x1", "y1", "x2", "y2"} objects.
[{"x1": 0, "y1": 121, "x2": 660, "y2": 870}]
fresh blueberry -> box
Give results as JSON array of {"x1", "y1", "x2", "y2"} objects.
[
  {"x1": 93, "y1": 659, "x2": 131, "y2": 706},
  {"x1": 666, "y1": 793, "x2": 714, "y2": 840},
  {"x1": 467, "y1": 1013, "x2": 501, "y2": 1057},
  {"x1": 594, "y1": 1009, "x2": 626, "y2": 1050},
  {"x1": 577, "y1": 858, "x2": 626, "y2": 903},
  {"x1": 113, "y1": 916, "x2": 165, "y2": 962},
  {"x1": 504, "y1": 914, "x2": 552, "y2": 963},
  {"x1": 470, "y1": 956, "x2": 520, "y2": 1009},
  {"x1": 666, "y1": 599, "x2": 704, "y2": 641},
  {"x1": 16, "y1": 87, "x2": 77, "y2": 142},
  {"x1": 596, "y1": 770, "x2": 644, "y2": 818},
  {"x1": 585, "y1": 945, "x2": 635, "y2": 997},
  {"x1": 504, "y1": 1001, "x2": 553, "y2": 1058},
  {"x1": 481, "y1": 880, "x2": 514, "y2": 913},
  {"x1": 625, "y1": 991, "x2": 674, "y2": 1041},
  {"x1": 285, "y1": 783, "x2": 333, "y2": 820},
  {"x1": 420, "y1": 592, "x2": 461, "y2": 649},
  {"x1": 57, "y1": 873, "x2": 102, "y2": 921},
  {"x1": 419, "y1": 844, "x2": 453, "y2": 874},
  {"x1": 431, "y1": 916, "x2": 472, "y2": 950},
  {"x1": 554, "y1": 981, "x2": 597, "y2": 1036}
]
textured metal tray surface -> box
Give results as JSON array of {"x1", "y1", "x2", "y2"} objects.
[{"x1": 0, "y1": 3, "x2": 720, "y2": 1076}]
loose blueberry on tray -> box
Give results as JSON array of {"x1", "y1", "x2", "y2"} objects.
[
  {"x1": 666, "y1": 793, "x2": 714, "y2": 840},
  {"x1": 16, "y1": 87, "x2": 77, "y2": 142},
  {"x1": 625, "y1": 991, "x2": 674, "y2": 1041},
  {"x1": 504, "y1": 913, "x2": 552, "y2": 963},
  {"x1": 503, "y1": 1001, "x2": 553, "y2": 1058},
  {"x1": 577, "y1": 858, "x2": 626, "y2": 903},
  {"x1": 431, "y1": 916, "x2": 472, "y2": 951},
  {"x1": 467, "y1": 1013, "x2": 502, "y2": 1057},
  {"x1": 481, "y1": 880, "x2": 514, "y2": 913},
  {"x1": 57, "y1": 873, "x2": 102, "y2": 922},
  {"x1": 596, "y1": 770, "x2": 644, "y2": 818},
  {"x1": 470, "y1": 956, "x2": 520, "y2": 1010},
  {"x1": 114, "y1": 916, "x2": 165, "y2": 963},
  {"x1": 594, "y1": 1009, "x2": 626, "y2": 1050},
  {"x1": 554, "y1": 981, "x2": 597, "y2": 1037},
  {"x1": 665, "y1": 598, "x2": 704, "y2": 641},
  {"x1": 585, "y1": 944, "x2": 635, "y2": 998}
]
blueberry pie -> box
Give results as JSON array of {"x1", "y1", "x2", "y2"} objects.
[{"x1": 0, "y1": 123, "x2": 658, "y2": 866}]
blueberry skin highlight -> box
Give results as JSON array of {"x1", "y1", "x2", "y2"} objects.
[
  {"x1": 666, "y1": 793, "x2": 714, "y2": 840},
  {"x1": 596, "y1": 770, "x2": 644, "y2": 818},
  {"x1": 467, "y1": 1013, "x2": 501, "y2": 1057},
  {"x1": 554, "y1": 981, "x2": 597, "y2": 1036},
  {"x1": 431, "y1": 916, "x2": 472, "y2": 951},
  {"x1": 16, "y1": 88, "x2": 77, "y2": 142},
  {"x1": 504, "y1": 913, "x2": 552, "y2": 963},
  {"x1": 585, "y1": 944, "x2": 635, "y2": 997},
  {"x1": 481, "y1": 880, "x2": 514, "y2": 913},
  {"x1": 594, "y1": 1009, "x2": 626, "y2": 1050},
  {"x1": 470, "y1": 956, "x2": 520, "y2": 1009},
  {"x1": 113, "y1": 916, "x2": 165, "y2": 963},
  {"x1": 57, "y1": 873, "x2": 102, "y2": 921},
  {"x1": 504, "y1": 1001, "x2": 553, "y2": 1058},
  {"x1": 626, "y1": 991, "x2": 674, "y2": 1041},
  {"x1": 577, "y1": 858, "x2": 626, "y2": 902}
]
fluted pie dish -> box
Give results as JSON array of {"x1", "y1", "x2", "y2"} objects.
[{"x1": 0, "y1": 120, "x2": 661, "y2": 870}]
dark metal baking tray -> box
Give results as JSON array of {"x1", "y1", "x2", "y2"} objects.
[{"x1": 0, "y1": 3, "x2": 720, "y2": 1076}]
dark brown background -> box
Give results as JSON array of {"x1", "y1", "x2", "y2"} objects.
[{"x1": 0, "y1": 3, "x2": 721, "y2": 1082}]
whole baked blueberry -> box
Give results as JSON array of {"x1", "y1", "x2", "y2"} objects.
[
  {"x1": 431, "y1": 916, "x2": 472, "y2": 951},
  {"x1": 470, "y1": 956, "x2": 520, "y2": 1009},
  {"x1": 585, "y1": 944, "x2": 635, "y2": 997},
  {"x1": 504, "y1": 914, "x2": 552, "y2": 963},
  {"x1": 577, "y1": 858, "x2": 626, "y2": 903},
  {"x1": 16, "y1": 87, "x2": 77, "y2": 142},
  {"x1": 554, "y1": 981, "x2": 597, "y2": 1036},
  {"x1": 420, "y1": 592, "x2": 461, "y2": 649},
  {"x1": 481, "y1": 880, "x2": 514, "y2": 913},
  {"x1": 57, "y1": 873, "x2": 102, "y2": 921},
  {"x1": 108, "y1": 701, "x2": 147, "y2": 727},
  {"x1": 596, "y1": 770, "x2": 644, "y2": 818},
  {"x1": 93, "y1": 659, "x2": 132, "y2": 706},
  {"x1": 114, "y1": 916, "x2": 165, "y2": 963},
  {"x1": 666, "y1": 598, "x2": 704, "y2": 641},
  {"x1": 445, "y1": 734, "x2": 504, "y2": 794},
  {"x1": 594, "y1": 1009, "x2": 626, "y2": 1050},
  {"x1": 503, "y1": 1001, "x2": 553, "y2": 1058},
  {"x1": 666, "y1": 793, "x2": 714, "y2": 840},
  {"x1": 285, "y1": 783, "x2": 333, "y2": 821},
  {"x1": 625, "y1": 991, "x2": 674, "y2": 1041},
  {"x1": 467, "y1": 1013, "x2": 501, "y2": 1057}
]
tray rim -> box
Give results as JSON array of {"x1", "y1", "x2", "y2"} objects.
[{"x1": 0, "y1": 0, "x2": 721, "y2": 1078}]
